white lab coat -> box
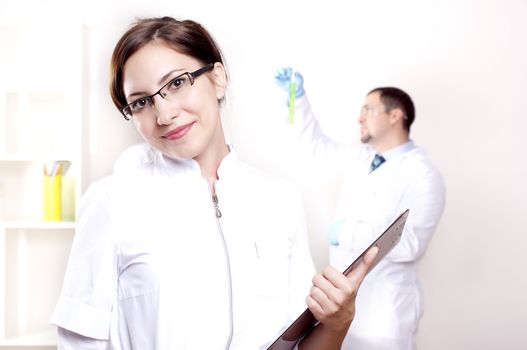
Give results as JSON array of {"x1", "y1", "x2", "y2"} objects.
[
  {"x1": 51, "y1": 145, "x2": 315, "y2": 350},
  {"x1": 290, "y1": 97, "x2": 446, "y2": 350}
]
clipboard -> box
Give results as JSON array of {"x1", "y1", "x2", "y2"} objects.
[{"x1": 267, "y1": 209, "x2": 410, "y2": 350}]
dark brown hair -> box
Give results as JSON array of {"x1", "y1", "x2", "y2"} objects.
[
  {"x1": 368, "y1": 87, "x2": 415, "y2": 132},
  {"x1": 110, "y1": 16, "x2": 226, "y2": 111}
]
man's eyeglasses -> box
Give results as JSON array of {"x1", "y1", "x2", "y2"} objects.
[
  {"x1": 360, "y1": 104, "x2": 386, "y2": 117},
  {"x1": 121, "y1": 63, "x2": 215, "y2": 120},
  {"x1": 360, "y1": 103, "x2": 408, "y2": 120}
]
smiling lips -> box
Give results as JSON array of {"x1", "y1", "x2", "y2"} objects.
[{"x1": 163, "y1": 122, "x2": 195, "y2": 140}]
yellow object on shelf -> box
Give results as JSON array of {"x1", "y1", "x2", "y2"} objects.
[
  {"x1": 43, "y1": 174, "x2": 61, "y2": 222},
  {"x1": 61, "y1": 176, "x2": 76, "y2": 222}
]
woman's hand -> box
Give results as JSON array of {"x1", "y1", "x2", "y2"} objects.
[{"x1": 300, "y1": 246, "x2": 379, "y2": 349}]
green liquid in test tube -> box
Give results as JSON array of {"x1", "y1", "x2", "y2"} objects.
[{"x1": 288, "y1": 73, "x2": 295, "y2": 124}]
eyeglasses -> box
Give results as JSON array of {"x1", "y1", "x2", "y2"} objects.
[
  {"x1": 121, "y1": 63, "x2": 215, "y2": 120},
  {"x1": 360, "y1": 103, "x2": 408, "y2": 120},
  {"x1": 360, "y1": 104, "x2": 386, "y2": 117}
]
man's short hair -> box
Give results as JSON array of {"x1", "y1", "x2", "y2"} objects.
[{"x1": 368, "y1": 87, "x2": 415, "y2": 132}]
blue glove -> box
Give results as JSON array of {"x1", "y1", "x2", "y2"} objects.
[
  {"x1": 274, "y1": 67, "x2": 305, "y2": 98},
  {"x1": 327, "y1": 219, "x2": 345, "y2": 246}
]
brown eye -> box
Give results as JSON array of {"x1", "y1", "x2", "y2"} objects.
[
  {"x1": 130, "y1": 97, "x2": 153, "y2": 111},
  {"x1": 167, "y1": 75, "x2": 190, "y2": 91}
]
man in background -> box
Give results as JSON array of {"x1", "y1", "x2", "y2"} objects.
[{"x1": 275, "y1": 68, "x2": 446, "y2": 350}]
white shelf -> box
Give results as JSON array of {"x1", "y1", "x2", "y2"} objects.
[
  {"x1": 0, "y1": 221, "x2": 75, "y2": 230},
  {"x1": 0, "y1": 155, "x2": 76, "y2": 163},
  {"x1": 0, "y1": 329, "x2": 56, "y2": 346},
  {"x1": 0, "y1": 230, "x2": 73, "y2": 348},
  {"x1": 0, "y1": 19, "x2": 84, "y2": 349}
]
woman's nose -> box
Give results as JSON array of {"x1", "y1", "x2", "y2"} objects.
[{"x1": 154, "y1": 98, "x2": 180, "y2": 125}]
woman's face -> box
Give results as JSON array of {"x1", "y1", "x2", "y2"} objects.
[{"x1": 122, "y1": 41, "x2": 227, "y2": 163}]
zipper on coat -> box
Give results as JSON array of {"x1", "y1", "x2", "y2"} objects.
[
  {"x1": 209, "y1": 184, "x2": 233, "y2": 349},
  {"x1": 212, "y1": 193, "x2": 222, "y2": 218}
]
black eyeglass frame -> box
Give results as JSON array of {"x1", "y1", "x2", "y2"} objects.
[{"x1": 120, "y1": 63, "x2": 215, "y2": 120}]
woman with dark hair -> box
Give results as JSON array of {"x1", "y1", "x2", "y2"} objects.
[{"x1": 51, "y1": 17, "x2": 377, "y2": 349}]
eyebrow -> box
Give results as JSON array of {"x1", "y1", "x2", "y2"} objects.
[{"x1": 126, "y1": 68, "x2": 186, "y2": 100}]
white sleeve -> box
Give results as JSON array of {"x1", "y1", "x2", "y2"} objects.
[
  {"x1": 57, "y1": 327, "x2": 110, "y2": 350},
  {"x1": 387, "y1": 164, "x2": 446, "y2": 262},
  {"x1": 289, "y1": 96, "x2": 360, "y2": 168},
  {"x1": 340, "y1": 159, "x2": 446, "y2": 263},
  {"x1": 50, "y1": 179, "x2": 119, "y2": 343}
]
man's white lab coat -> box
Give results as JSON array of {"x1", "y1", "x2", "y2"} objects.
[{"x1": 291, "y1": 97, "x2": 446, "y2": 350}]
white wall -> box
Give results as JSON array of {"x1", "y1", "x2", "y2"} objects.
[{"x1": 2, "y1": 0, "x2": 526, "y2": 349}]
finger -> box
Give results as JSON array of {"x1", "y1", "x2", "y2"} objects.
[
  {"x1": 363, "y1": 245, "x2": 379, "y2": 265},
  {"x1": 319, "y1": 266, "x2": 348, "y2": 291},
  {"x1": 275, "y1": 67, "x2": 287, "y2": 79},
  {"x1": 309, "y1": 271, "x2": 343, "y2": 316},
  {"x1": 305, "y1": 290, "x2": 338, "y2": 323},
  {"x1": 305, "y1": 294, "x2": 324, "y2": 319},
  {"x1": 347, "y1": 246, "x2": 379, "y2": 287},
  {"x1": 311, "y1": 271, "x2": 337, "y2": 301},
  {"x1": 293, "y1": 71, "x2": 303, "y2": 84},
  {"x1": 281, "y1": 67, "x2": 292, "y2": 80},
  {"x1": 309, "y1": 282, "x2": 332, "y2": 307},
  {"x1": 311, "y1": 268, "x2": 352, "y2": 313}
]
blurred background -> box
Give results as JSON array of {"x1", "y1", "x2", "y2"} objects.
[{"x1": 0, "y1": 0, "x2": 526, "y2": 349}]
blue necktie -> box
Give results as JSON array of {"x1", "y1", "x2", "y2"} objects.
[{"x1": 369, "y1": 154, "x2": 386, "y2": 173}]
